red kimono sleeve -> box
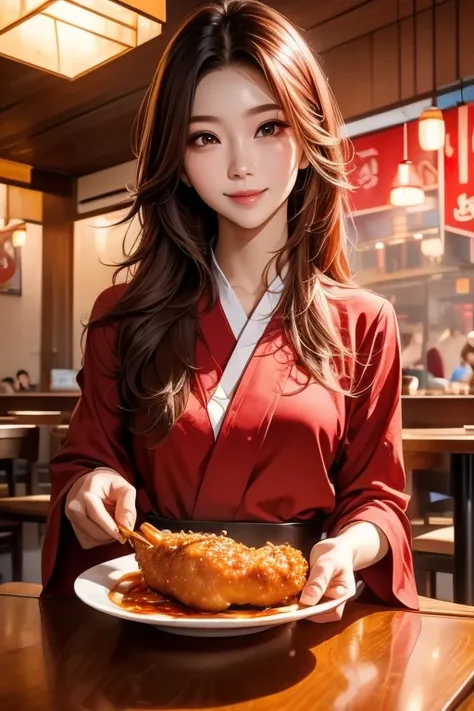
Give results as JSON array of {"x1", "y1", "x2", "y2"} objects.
[
  {"x1": 41, "y1": 284, "x2": 133, "y2": 595},
  {"x1": 326, "y1": 301, "x2": 419, "y2": 610}
]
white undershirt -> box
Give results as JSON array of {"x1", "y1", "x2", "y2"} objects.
[{"x1": 206, "y1": 253, "x2": 285, "y2": 439}]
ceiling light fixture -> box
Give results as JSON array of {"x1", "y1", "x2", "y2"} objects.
[
  {"x1": 12, "y1": 227, "x2": 26, "y2": 248},
  {"x1": 0, "y1": 1, "x2": 166, "y2": 79},
  {"x1": 390, "y1": 123, "x2": 425, "y2": 207},
  {"x1": 418, "y1": 0, "x2": 445, "y2": 150}
]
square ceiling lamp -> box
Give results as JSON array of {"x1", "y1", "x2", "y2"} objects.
[{"x1": 0, "y1": 1, "x2": 166, "y2": 79}]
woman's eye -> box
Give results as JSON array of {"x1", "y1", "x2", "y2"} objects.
[
  {"x1": 256, "y1": 121, "x2": 288, "y2": 138},
  {"x1": 190, "y1": 133, "x2": 218, "y2": 146}
]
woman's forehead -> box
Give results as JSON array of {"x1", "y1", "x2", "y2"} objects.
[{"x1": 191, "y1": 66, "x2": 276, "y2": 116}]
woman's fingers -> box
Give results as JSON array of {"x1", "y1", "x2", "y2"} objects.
[
  {"x1": 70, "y1": 515, "x2": 116, "y2": 550},
  {"x1": 65, "y1": 470, "x2": 137, "y2": 550},
  {"x1": 112, "y1": 482, "x2": 137, "y2": 530},
  {"x1": 300, "y1": 560, "x2": 334, "y2": 605},
  {"x1": 83, "y1": 491, "x2": 121, "y2": 539}
]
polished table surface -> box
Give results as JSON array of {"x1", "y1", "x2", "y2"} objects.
[
  {"x1": 403, "y1": 428, "x2": 474, "y2": 453},
  {"x1": 1, "y1": 594, "x2": 473, "y2": 711}
]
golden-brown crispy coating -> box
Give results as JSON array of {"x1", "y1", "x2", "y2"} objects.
[{"x1": 123, "y1": 523, "x2": 308, "y2": 612}]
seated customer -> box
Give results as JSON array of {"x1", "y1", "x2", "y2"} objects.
[
  {"x1": 16, "y1": 369, "x2": 32, "y2": 392},
  {"x1": 0, "y1": 377, "x2": 16, "y2": 393}
]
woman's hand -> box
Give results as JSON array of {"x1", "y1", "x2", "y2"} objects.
[
  {"x1": 65, "y1": 469, "x2": 136, "y2": 550},
  {"x1": 299, "y1": 537, "x2": 357, "y2": 623}
]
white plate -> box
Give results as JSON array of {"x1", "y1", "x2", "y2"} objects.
[{"x1": 74, "y1": 553, "x2": 351, "y2": 637}]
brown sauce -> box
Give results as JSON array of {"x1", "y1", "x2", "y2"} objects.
[{"x1": 108, "y1": 571, "x2": 298, "y2": 618}]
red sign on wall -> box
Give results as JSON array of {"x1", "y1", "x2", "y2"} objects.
[
  {"x1": 350, "y1": 121, "x2": 438, "y2": 214},
  {"x1": 444, "y1": 104, "x2": 474, "y2": 236},
  {"x1": 0, "y1": 233, "x2": 21, "y2": 295},
  {"x1": 0, "y1": 234, "x2": 16, "y2": 286}
]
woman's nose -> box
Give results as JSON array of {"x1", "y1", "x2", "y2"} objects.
[{"x1": 227, "y1": 142, "x2": 256, "y2": 179}]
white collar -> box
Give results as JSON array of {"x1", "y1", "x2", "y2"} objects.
[{"x1": 210, "y1": 251, "x2": 285, "y2": 339}]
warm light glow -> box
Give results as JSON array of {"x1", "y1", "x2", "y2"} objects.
[
  {"x1": 390, "y1": 186, "x2": 425, "y2": 207},
  {"x1": 421, "y1": 236, "x2": 443, "y2": 258},
  {"x1": 0, "y1": 1, "x2": 166, "y2": 79},
  {"x1": 93, "y1": 216, "x2": 112, "y2": 257},
  {"x1": 418, "y1": 106, "x2": 445, "y2": 151},
  {"x1": 375, "y1": 242, "x2": 384, "y2": 250},
  {"x1": 390, "y1": 160, "x2": 425, "y2": 207},
  {"x1": 0, "y1": 183, "x2": 7, "y2": 223},
  {"x1": 12, "y1": 228, "x2": 26, "y2": 247},
  {"x1": 397, "y1": 161, "x2": 411, "y2": 185},
  {"x1": 413, "y1": 233, "x2": 424, "y2": 240},
  {"x1": 9, "y1": 410, "x2": 62, "y2": 416}
]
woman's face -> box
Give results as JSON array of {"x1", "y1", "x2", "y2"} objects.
[{"x1": 183, "y1": 65, "x2": 307, "y2": 231}]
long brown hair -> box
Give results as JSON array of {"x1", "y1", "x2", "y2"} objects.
[{"x1": 89, "y1": 0, "x2": 354, "y2": 441}]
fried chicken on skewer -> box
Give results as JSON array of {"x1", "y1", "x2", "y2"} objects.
[{"x1": 120, "y1": 523, "x2": 308, "y2": 613}]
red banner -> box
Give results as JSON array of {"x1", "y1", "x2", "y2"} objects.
[
  {"x1": 350, "y1": 121, "x2": 438, "y2": 213},
  {"x1": 0, "y1": 233, "x2": 17, "y2": 286},
  {"x1": 444, "y1": 104, "x2": 474, "y2": 236}
]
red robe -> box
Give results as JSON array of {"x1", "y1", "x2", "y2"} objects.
[{"x1": 41, "y1": 283, "x2": 419, "y2": 609}]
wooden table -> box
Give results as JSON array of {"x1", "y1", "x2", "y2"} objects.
[
  {"x1": 402, "y1": 395, "x2": 474, "y2": 429},
  {"x1": 0, "y1": 392, "x2": 79, "y2": 415},
  {"x1": 0, "y1": 594, "x2": 473, "y2": 711},
  {"x1": 403, "y1": 428, "x2": 474, "y2": 605}
]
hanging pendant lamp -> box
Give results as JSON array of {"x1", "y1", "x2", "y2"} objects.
[
  {"x1": 0, "y1": 1, "x2": 166, "y2": 79},
  {"x1": 390, "y1": 123, "x2": 425, "y2": 207},
  {"x1": 418, "y1": 0, "x2": 445, "y2": 150}
]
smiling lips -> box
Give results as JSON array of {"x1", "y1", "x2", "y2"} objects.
[{"x1": 225, "y1": 189, "x2": 267, "y2": 205}]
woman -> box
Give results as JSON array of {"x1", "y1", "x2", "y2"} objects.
[{"x1": 42, "y1": 0, "x2": 418, "y2": 618}]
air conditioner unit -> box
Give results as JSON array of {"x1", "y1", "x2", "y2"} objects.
[{"x1": 76, "y1": 160, "x2": 136, "y2": 215}]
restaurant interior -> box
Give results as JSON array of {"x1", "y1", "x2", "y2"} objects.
[{"x1": 1, "y1": 1, "x2": 474, "y2": 709}]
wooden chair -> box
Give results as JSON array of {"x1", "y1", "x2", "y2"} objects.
[
  {"x1": 412, "y1": 523, "x2": 454, "y2": 598},
  {"x1": 0, "y1": 425, "x2": 40, "y2": 496},
  {"x1": 0, "y1": 522, "x2": 22, "y2": 581},
  {"x1": 0, "y1": 495, "x2": 49, "y2": 582},
  {"x1": 0, "y1": 495, "x2": 50, "y2": 581},
  {"x1": 0, "y1": 426, "x2": 41, "y2": 582},
  {"x1": 0, "y1": 581, "x2": 42, "y2": 597},
  {"x1": 418, "y1": 594, "x2": 474, "y2": 618},
  {"x1": 405, "y1": 451, "x2": 453, "y2": 522},
  {"x1": 0, "y1": 495, "x2": 50, "y2": 523}
]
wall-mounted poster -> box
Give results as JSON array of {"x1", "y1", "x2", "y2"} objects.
[
  {"x1": 0, "y1": 231, "x2": 21, "y2": 295},
  {"x1": 444, "y1": 104, "x2": 474, "y2": 238}
]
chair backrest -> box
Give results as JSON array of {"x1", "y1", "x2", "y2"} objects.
[{"x1": 0, "y1": 426, "x2": 40, "y2": 462}]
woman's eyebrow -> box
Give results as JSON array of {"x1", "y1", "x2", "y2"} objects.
[{"x1": 189, "y1": 102, "x2": 281, "y2": 124}]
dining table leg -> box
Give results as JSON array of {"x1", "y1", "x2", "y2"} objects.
[{"x1": 451, "y1": 453, "x2": 474, "y2": 605}]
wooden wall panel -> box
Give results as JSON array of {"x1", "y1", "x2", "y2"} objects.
[
  {"x1": 40, "y1": 187, "x2": 74, "y2": 390},
  {"x1": 372, "y1": 23, "x2": 400, "y2": 109},
  {"x1": 319, "y1": 0, "x2": 473, "y2": 120},
  {"x1": 307, "y1": 0, "x2": 398, "y2": 54},
  {"x1": 415, "y1": 5, "x2": 436, "y2": 96},
  {"x1": 436, "y1": 0, "x2": 456, "y2": 89},
  {"x1": 8, "y1": 186, "x2": 42, "y2": 222},
  {"x1": 459, "y1": 0, "x2": 474, "y2": 80},
  {"x1": 273, "y1": 0, "x2": 366, "y2": 30},
  {"x1": 322, "y1": 37, "x2": 373, "y2": 118},
  {"x1": 400, "y1": 16, "x2": 416, "y2": 99}
]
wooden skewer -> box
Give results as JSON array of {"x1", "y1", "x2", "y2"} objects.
[{"x1": 117, "y1": 525, "x2": 152, "y2": 547}]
